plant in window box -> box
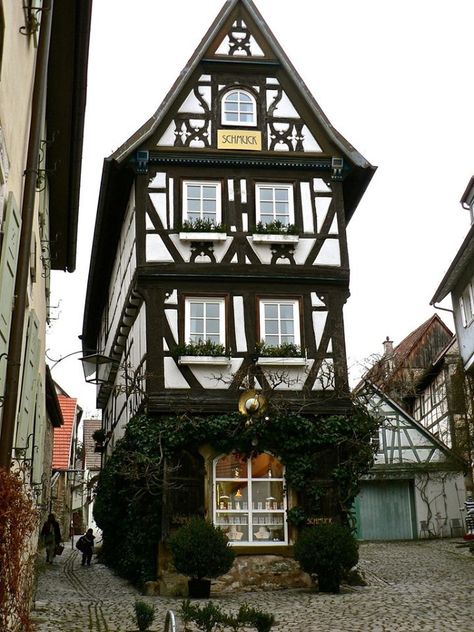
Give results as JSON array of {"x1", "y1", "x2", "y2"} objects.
[
  {"x1": 179, "y1": 218, "x2": 226, "y2": 233},
  {"x1": 254, "y1": 220, "x2": 298, "y2": 235},
  {"x1": 92, "y1": 428, "x2": 107, "y2": 452},
  {"x1": 176, "y1": 340, "x2": 229, "y2": 357},
  {"x1": 255, "y1": 341, "x2": 303, "y2": 358},
  {"x1": 168, "y1": 517, "x2": 235, "y2": 599}
]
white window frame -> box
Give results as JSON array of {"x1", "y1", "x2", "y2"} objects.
[
  {"x1": 258, "y1": 299, "x2": 300, "y2": 347},
  {"x1": 460, "y1": 279, "x2": 474, "y2": 327},
  {"x1": 221, "y1": 89, "x2": 257, "y2": 127},
  {"x1": 255, "y1": 183, "x2": 294, "y2": 226},
  {"x1": 213, "y1": 453, "x2": 288, "y2": 546},
  {"x1": 182, "y1": 180, "x2": 222, "y2": 225},
  {"x1": 184, "y1": 297, "x2": 225, "y2": 346}
]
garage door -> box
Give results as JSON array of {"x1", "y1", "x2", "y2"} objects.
[{"x1": 354, "y1": 480, "x2": 415, "y2": 540}]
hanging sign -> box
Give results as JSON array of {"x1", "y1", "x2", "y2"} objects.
[{"x1": 217, "y1": 129, "x2": 262, "y2": 151}]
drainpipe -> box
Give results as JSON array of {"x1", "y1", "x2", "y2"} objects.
[{"x1": 0, "y1": 0, "x2": 54, "y2": 470}]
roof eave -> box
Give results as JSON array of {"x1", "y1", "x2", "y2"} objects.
[
  {"x1": 431, "y1": 222, "x2": 474, "y2": 304},
  {"x1": 46, "y1": 0, "x2": 93, "y2": 272}
]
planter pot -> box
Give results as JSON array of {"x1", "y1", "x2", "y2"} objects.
[
  {"x1": 188, "y1": 578, "x2": 211, "y2": 599},
  {"x1": 317, "y1": 574, "x2": 340, "y2": 594}
]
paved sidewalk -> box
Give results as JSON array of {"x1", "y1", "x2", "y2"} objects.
[{"x1": 32, "y1": 539, "x2": 474, "y2": 632}]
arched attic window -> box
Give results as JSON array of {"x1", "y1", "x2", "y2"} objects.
[{"x1": 221, "y1": 89, "x2": 257, "y2": 126}]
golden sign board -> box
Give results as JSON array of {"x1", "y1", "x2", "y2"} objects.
[{"x1": 217, "y1": 129, "x2": 262, "y2": 151}]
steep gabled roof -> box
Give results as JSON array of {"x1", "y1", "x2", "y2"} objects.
[
  {"x1": 363, "y1": 314, "x2": 453, "y2": 399},
  {"x1": 392, "y1": 314, "x2": 452, "y2": 369},
  {"x1": 111, "y1": 0, "x2": 373, "y2": 177},
  {"x1": 52, "y1": 395, "x2": 78, "y2": 470},
  {"x1": 83, "y1": 0, "x2": 375, "y2": 354}
]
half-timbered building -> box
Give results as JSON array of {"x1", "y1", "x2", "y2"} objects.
[
  {"x1": 355, "y1": 382, "x2": 466, "y2": 541},
  {"x1": 83, "y1": 0, "x2": 375, "y2": 584}
]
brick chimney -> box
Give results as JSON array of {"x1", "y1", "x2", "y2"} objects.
[{"x1": 382, "y1": 336, "x2": 394, "y2": 357}]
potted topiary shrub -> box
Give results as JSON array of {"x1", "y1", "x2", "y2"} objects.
[
  {"x1": 168, "y1": 517, "x2": 235, "y2": 598},
  {"x1": 294, "y1": 523, "x2": 359, "y2": 593}
]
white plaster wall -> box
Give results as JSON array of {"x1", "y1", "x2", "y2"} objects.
[{"x1": 413, "y1": 472, "x2": 466, "y2": 537}]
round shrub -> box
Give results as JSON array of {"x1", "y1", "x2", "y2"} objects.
[
  {"x1": 169, "y1": 518, "x2": 235, "y2": 580},
  {"x1": 294, "y1": 523, "x2": 358, "y2": 593}
]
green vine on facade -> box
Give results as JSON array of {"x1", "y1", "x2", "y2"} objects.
[{"x1": 94, "y1": 405, "x2": 379, "y2": 584}]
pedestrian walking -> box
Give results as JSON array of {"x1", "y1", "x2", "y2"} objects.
[
  {"x1": 40, "y1": 514, "x2": 62, "y2": 564},
  {"x1": 77, "y1": 528, "x2": 95, "y2": 566}
]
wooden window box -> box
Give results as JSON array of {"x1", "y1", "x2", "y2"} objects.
[
  {"x1": 178, "y1": 355, "x2": 231, "y2": 366},
  {"x1": 179, "y1": 232, "x2": 227, "y2": 242},
  {"x1": 256, "y1": 357, "x2": 307, "y2": 366},
  {"x1": 251, "y1": 234, "x2": 299, "y2": 244}
]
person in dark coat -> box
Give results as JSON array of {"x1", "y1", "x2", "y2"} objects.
[
  {"x1": 79, "y1": 528, "x2": 95, "y2": 566},
  {"x1": 41, "y1": 514, "x2": 61, "y2": 564}
]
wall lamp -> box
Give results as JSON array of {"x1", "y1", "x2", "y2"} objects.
[{"x1": 79, "y1": 353, "x2": 117, "y2": 385}]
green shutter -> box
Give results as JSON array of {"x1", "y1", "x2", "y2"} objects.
[
  {"x1": 15, "y1": 311, "x2": 40, "y2": 454},
  {"x1": 32, "y1": 376, "x2": 45, "y2": 484},
  {"x1": 0, "y1": 192, "x2": 21, "y2": 392}
]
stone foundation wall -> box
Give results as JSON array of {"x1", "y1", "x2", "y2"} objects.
[
  {"x1": 158, "y1": 554, "x2": 312, "y2": 596},
  {"x1": 213, "y1": 555, "x2": 312, "y2": 593}
]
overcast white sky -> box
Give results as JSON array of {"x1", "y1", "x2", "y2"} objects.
[{"x1": 48, "y1": 0, "x2": 474, "y2": 416}]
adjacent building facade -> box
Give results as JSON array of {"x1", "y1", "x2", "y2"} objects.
[
  {"x1": 431, "y1": 176, "x2": 474, "y2": 495},
  {"x1": 355, "y1": 382, "x2": 466, "y2": 540},
  {"x1": 83, "y1": 0, "x2": 374, "y2": 580},
  {"x1": 0, "y1": 1, "x2": 92, "y2": 514}
]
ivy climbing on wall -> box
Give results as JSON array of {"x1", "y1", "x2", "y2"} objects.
[{"x1": 94, "y1": 405, "x2": 379, "y2": 585}]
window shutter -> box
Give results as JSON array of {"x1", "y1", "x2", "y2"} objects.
[
  {"x1": 31, "y1": 376, "x2": 45, "y2": 484},
  {"x1": 15, "y1": 311, "x2": 41, "y2": 455},
  {"x1": 0, "y1": 192, "x2": 21, "y2": 392}
]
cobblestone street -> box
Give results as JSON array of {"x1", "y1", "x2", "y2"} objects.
[{"x1": 32, "y1": 539, "x2": 474, "y2": 632}]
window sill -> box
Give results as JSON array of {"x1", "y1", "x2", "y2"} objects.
[
  {"x1": 179, "y1": 232, "x2": 227, "y2": 242},
  {"x1": 251, "y1": 234, "x2": 299, "y2": 244},
  {"x1": 178, "y1": 355, "x2": 231, "y2": 366},
  {"x1": 256, "y1": 357, "x2": 307, "y2": 366}
]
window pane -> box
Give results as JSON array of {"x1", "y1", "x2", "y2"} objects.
[
  {"x1": 202, "y1": 200, "x2": 216, "y2": 213},
  {"x1": 225, "y1": 102, "x2": 238, "y2": 112},
  {"x1": 260, "y1": 201, "x2": 274, "y2": 213},
  {"x1": 265, "y1": 334, "x2": 279, "y2": 346},
  {"x1": 187, "y1": 185, "x2": 201, "y2": 198},
  {"x1": 280, "y1": 304, "x2": 293, "y2": 318},
  {"x1": 203, "y1": 186, "x2": 217, "y2": 199},
  {"x1": 264, "y1": 304, "x2": 278, "y2": 318},
  {"x1": 280, "y1": 320, "x2": 294, "y2": 335},
  {"x1": 190, "y1": 319, "x2": 203, "y2": 334},
  {"x1": 265, "y1": 320, "x2": 278, "y2": 335},
  {"x1": 241, "y1": 102, "x2": 253, "y2": 112},
  {"x1": 240, "y1": 92, "x2": 252, "y2": 102},
  {"x1": 275, "y1": 188, "x2": 289, "y2": 201},
  {"x1": 275, "y1": 201, "x2": 288, "y2": 213},
  {"x1": 190, "y1": 303, "x2": 204, "y2": 317},
  {"x1": 216, "y1": 454, "x2": 247, "y2": 478},
  {"x1": 187, "y1": 199, "x2": 201, "y2": 212},
  {"x1": 205, "y1": 303, "x2": 220, "y2": 318},
  {"x1": 259, "y1": 188, "x2": 273, "y2": 201},
  {"x1": 206, "y1": 320, "x2": 220, "y2": 334},
  {"x1": 207, "y1": 334, "x2": 220, "y2": 344}
]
